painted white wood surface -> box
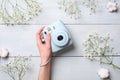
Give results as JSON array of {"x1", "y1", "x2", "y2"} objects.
[
  {"x1": 0, "y1": 0, "x2": 120, "y2": 25},
  {"x1": 0, "y1": 57, "x2": 120, "y2": 80},
  {"x1": 0, "y1": 25, "x2": 120, "y2": 56},
  {"x1": 0, "y1": 0, "x2": 120, "y2": 80}
]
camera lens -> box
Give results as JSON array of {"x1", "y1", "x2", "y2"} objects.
[
  {"x1": 57, "y1": 35, "x2": 63, "y2": 41},
  {"x1": 53, "y1": 31, "x2": 70, "y2": 47}
]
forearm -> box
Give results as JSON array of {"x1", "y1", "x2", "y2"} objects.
[
  {"x1": 39, "y1": 60, "x2": 51, "y2": 80},
  {"x1": 37, "y1": 26, "x2": 51, "y2": 80}
]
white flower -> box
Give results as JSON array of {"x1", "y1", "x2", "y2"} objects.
[
  {"x1": 98, "y1": 68, "x2": 110, "y2": 79},
  {"x1": 58, "y1": 0, "x2": 81, "y2": 19},
  {"x1": 0, "y1": 0, "x2": 41, "y2": 25},
  {"x1": 0, "y1": 48, "x2": 9, "y2": 58},
  {"x1": 107, "y1": 2, "x2": 117, "y2": 12}
]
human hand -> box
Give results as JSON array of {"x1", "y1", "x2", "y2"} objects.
[{"x1": 36, "y1": 26, "x2": 51, "y2": 64}]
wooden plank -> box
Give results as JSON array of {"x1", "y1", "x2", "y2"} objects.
[
  {"x1": 0, "y1": 57, "x2": 120, "y2": 80},
  {"x1": 0, "y1": 0, "x2": 120, "y2": 25},
  {"x1": 0, "y1": 25, "x2": 120, "y2": 56}
]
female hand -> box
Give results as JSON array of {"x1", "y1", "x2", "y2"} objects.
[{"x1": 36, "y1": 26, "x2": 51, "y2": 65}]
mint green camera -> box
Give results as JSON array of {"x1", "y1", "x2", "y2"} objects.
[{"x1": 42, "y1": 20, "x2": 72, "y2": 53}]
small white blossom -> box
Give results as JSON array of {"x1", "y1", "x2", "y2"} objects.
[
  {"x1": 0, "y1": 0, "x2": 42, "y2": 25},
  {"x1": 107, "y1": 2, "x2": 117, "y2": 12},
  {"x1": 0, "y1": 48, "x2": 9, "y2": 58},
  {"x1": 98, "y1": 68, "x2": 110, "y2": 79},
  {"x1": 58, "y1": 0, "x2": 81, "y2": 19},
  {"x1": 83, "y1": 0, "x2": 98, "y2": 14},
  {"x1": 83, "y1": 33, "x2": 120, "y2": 70},
  {"x1": 0, "y1": 56, "x2": 31, "y2": 80}
]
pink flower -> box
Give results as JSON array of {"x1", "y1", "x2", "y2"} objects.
[
  {"x1": 98, "y1": 68, "x2": 110, "y2": 79},
  {"x1": 0, "y1": 48, "x2": 9, "y2": 58},
  {"x1": 107, "y1": 2, "x2": 117, "y2": 12}
]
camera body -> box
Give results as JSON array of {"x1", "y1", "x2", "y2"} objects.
[{"x1": 42, "y1": 20, "x2": 72, "y2": 53}]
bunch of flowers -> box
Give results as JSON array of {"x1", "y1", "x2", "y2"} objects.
[
  {"x1": 58, "y1": 0, "x2": 98, "y2": 19},
  {"x1": 0, "y1": 56, "x2": 31, "y2": 80},
  {"x1": 58, "y1": 0, "x2": 81, "y2": 19},
  {"x1": 0, "y1": 0, "x2": 41, "y2": 25},
  {"x1": 82, "y1": 0, "x2": 98, "y2": 14},
  {"x1": 83, "y1": 33, "x2": 120, "y2": 70}
]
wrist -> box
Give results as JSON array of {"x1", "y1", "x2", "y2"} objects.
[
  {"x1": 40, "y1": 58, "x2": 51, "y2": 67},
  {"x1": 41, "y1": 55, "x2": 51, "y2": 62}
]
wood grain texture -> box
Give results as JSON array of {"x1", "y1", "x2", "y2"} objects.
[
  {"x1": 0, "y1": 0, "x2": 120, "y2": 80},
  {"x1": 0, "y1": 57, "x2": 120, "y2": 80},
  {"x1": 0, "y1": 0, "x2": 120, "y2": 25},
  {"x1": 0, "y1": 25, "x2": 120, "y2": 56}
]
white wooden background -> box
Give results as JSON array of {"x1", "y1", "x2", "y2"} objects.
[{"x1": 0, "y1": 0, "x2": 120, "y2": 80}]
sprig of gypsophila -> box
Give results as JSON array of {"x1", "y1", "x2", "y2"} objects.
[
  {"x1": 83, "y1": 33, "x2": 120, "y2": 70},
  {"x1": 0, "y1": 0, "x2": 42, "y2": 25},
  {"x1": 58, "y1": 0, "x2": 81, "y2": 19},
  {"x1": 82, "y1": 0, "x2": 98, "y2": 15},
  {"x1": 0, "y1": 56, "x2": 31, "y2": 80}
]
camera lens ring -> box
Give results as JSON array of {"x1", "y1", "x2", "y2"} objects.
[{"x1": 52, "y1": 31, "x2": 70, "y2": 47}]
